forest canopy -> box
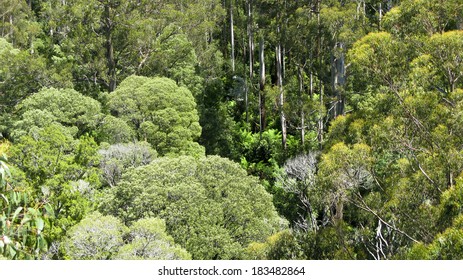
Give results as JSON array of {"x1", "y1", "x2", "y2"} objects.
[{"x1": 0, "y1": 0, "x2": 463, "y2": 260}]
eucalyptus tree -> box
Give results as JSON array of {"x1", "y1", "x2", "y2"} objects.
[
  {"x1": 107, "y1": 75, "x2": 204, "y2": 157},
  {"x1": 99, "y1": 155, "x2": 286, "y2": 259}
]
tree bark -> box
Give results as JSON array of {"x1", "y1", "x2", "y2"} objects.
[
  {"x1": 317, "y1": 0, "x2": 323, "y2": 149},
  {"x1": 247, "y1": 0, "x2": 254, "y2": 78},
  {"x1": 230, "y1": 0, "x2": 235, "y2": 73},
  {"x1": 298, "y1": 65, "x2": 305, "y2": 146},
  {"x1": 276, "y1": 38, "x2": 286, "y2": 150},
  {"x1": 331, "y1": 42, "x2": 346, "y2": 117},
  {"x1": 102, "y1": 2, "x2": 117, "y2": 92},
  {"x1": 259, "y1": 35, "x2": 266, "y2": 134}
]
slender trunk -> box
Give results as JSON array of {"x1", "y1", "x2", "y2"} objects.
[
  {"x1": 318, "y1": 82, "x2": 324, "y2": 149},
  {"x1": 362, "y1": 0, "x2": 366, "y2": 24},
  {"x1": 247, "y1": 0, "x2": 254, "y2": 78},
  {"x1": 246, "y1": 0, "x2": 254, "y2": 125},
  {"x1": 230, "y1": 0, "x2": 235, "y2": 73},
  {"x1": 378, "y1": 3, "x2": 383, "y2": 31},
  {"x1": 103, "y1": 4, "x2": 116, "y2": 92},
  {"x1": 331, "y1": 42, "x2": 346, "y2": 117},
  {"x1": 298, "y1": 65, "x2": 305, "y2": 146},
  {"x1": 310, "y1": 71, "x2": 313, "y2": 98},
  {"x1": 276, "y1": 38, "x2": 286, "y2": 150},
  {"x1": 9, "y1": 14, "x2": 13, "y2": 44},
  {"x1": 259, "y1": 36, "x2": 266, "y2": 134},
  {"x1": 317, "y1": 0, "x2": 323, "y2": 149}
]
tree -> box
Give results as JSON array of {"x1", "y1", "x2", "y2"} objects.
[
  {"x1": 108, "y1": 75, "x2": 204, "y2": 157},
  {"x1": 0, "y1": 38, "x2": 72, "y2": 129},
  {"x1": 425, "y1": 31, "x2": 463, "y2": 93},
  {"x1": 38, "y1": 0, "x2": 224, "y2": 94},
  {"x1": 99, "y1": 155, "x2": 286, "y2": 259},
  {"x1": 347, "y1": 31, "x2": 406, "y2": 90},
  {"x1": 95, "y1": 115, "x2": 135, "y2": 144},
  {"x1": 12, "y1": 87, "x2": 102, "y2": 139},
  {"x1": 115, "y1": 218, "x2": 191, "y2": 260},
  {"x1": 63, "y1": 212, "x2": 126, "y2": 260},
  {"x1": 0, "y1": 0, "x2": 42, "y2": 48},
  {"x1": 383, "y1": 0, "x2": 463, "y2": 37},
  {"x1": 10, "y1": 125, "x2": 101, "y2": 244},
  {"x1": 98, "y1": 141, "x2": 156, "y2": 187},
  {"x1": 318, "y1": 142, "x2": 374, "y2": 225},
  {"x1": 0, "y1": 154, "x2": 51, "y2": 259}
]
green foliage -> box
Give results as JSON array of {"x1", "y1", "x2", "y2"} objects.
[
  {"x1": 318, "y1": 142, "x2": 374, "y2": 219},
  {"x1": 1, "y1": 0, "x2": 463, "y2": 260},
  {"x1": 383, "y1": 0, "x2": 463, "y2": 37},
  {"x1": 99, "y1": 155, "x2": 286, "y2": 259},
  {"x1": 98, "y1": 142, "x2": 156, "y2": 187},
  {"x1": 0, "y1": 155, "x2": 51, "y2": 259},
  {"x1": 0, "y1": 38, "x2": 72, "y2": 129},
  {"x1": 347, "y1": 32, "x2": 406, "y2": 89},
  {"x1": 426, "y1": 31, "x2": 463, "y2": 92},
  {"x1": 64, "y1": 212, "x2": 126, "y2": 260},
  {"x1": 406, "y1": 215, "x2": 463, "y2": 260},
  {"x1": 10, "y1": 125, "x2": 101, "y2": 243},
  {"x1": 108, "y1": 75, "x2": 204, "y2": 157},
  {"x1": 14, "y1": 87, "x2": 102, "y2": 138},
  {"x1": 95, "y1": 115, "x2": 135, "y2": 144},
  {"x1": 245, "y1": 229, "x2": 305, "y2": 260},
  {"x1": 197, "y1": 80, "x2": 240, "y2": 157},
  {"x1": 115, "y1": 218, "x2": 191, "y2": 260}
]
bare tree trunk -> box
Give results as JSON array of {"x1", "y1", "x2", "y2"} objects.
[
  {"x1": 331, "y1": 42, "x2": 346, "y2": 117},
  {"x1": 317, "y1": 0, "x2": 323, "y2": 149},
  {"x1": 378, "y1": 3, "x2": 383, "y2": 30},
  {"x1": 318, "y1": 83, "x2": 323, "y2": 149},
  {"x1": 103, "y1": 3, "x2": 116, "y2": 92},
  {"x1": 276, "y1": 39, "x2": 286, "y2": 150},
  {"x1": 9, "y1": 14, "x2": 13, "y2": 44},
  {"x1": 246, "y1": 0, "x2": 254, "y2": 125},
  {"x1": 230, "y1": 0, "x2": 235, "y2": 73},
  {"x1": 2, "y1": 14, "x2": 4, "y2": 37},
  {"x1": 259, "y1": 35, "x2": 266, "y2": 134},
  {"x1": 247, "y1": 0, "x2": 254, "y2": 78},
  {"x1": 298, "y1": 65, "x2": 305, "y2": 146}
]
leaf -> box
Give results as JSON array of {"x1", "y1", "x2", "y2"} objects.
[
  {"x1": 12, "y1": 207, "x2": 23, "y2": 222},
  {"x1": 12, "y1": 192, "x2": 20, "y2": 205},
  {"x1": 35, "y1": 218, "x2": 44, "y2": 232},
  {"x1": 0, "y1": 193, "x2": 8, "y2": 205},
  {"x1": 27, "y1": 207, "x2": 38, "y2": 217},
  {"x1": 20, "y1": 217, "x2": 31, "y2": 226},
  {"x1": 8, "y1": 245, "x2": 16, "y2": 258},
  {"x1": 44, "y1": 204, "x2": 55, "y2": 218},
  {"x1": 37, "y1": 235, "x2": 47, "y2": 251}
]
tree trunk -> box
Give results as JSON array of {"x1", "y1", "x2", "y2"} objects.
[
  {"x1": 276, "y1": 39, "x2": 286, "y2": 150},
  {"x1": 103, "y1": 3, "x2": 116, "y2": 92},
  {"x1": 318, "y1": 82, "x2": 323, "y2": 149},
  {"x1": 247, "y1": 0, "x2": 254, "y2": 76},
  {"x1": 9, "y1": 14, "x2": 13, "y2": 44},
  {"x1": 317, "y1": 0, "x2": 323, "y2": 149},
  {"x1": 230, "y1": 0, "x2": 235, "y2": 73},
  {"x1": 259, "y1": 35, "x2": 266, "y2": 134},
  {"x1": 378, "y1": 3, "x2": 383, "y2": 31},
  {"x1": 331, "y1": 42, "x2": 346, "y2": 117},
  {"x1": 298, "y1": 65, "x2": 305, "y2": 146}
]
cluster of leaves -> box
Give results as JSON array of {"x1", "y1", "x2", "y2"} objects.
[
  {"x1": 98, "y1": 155, "x2": 286, "y2": 259},
  {"x1": 0, "y1": 155, "x2": 52, "y2": 259},
  {"x1": 63, "y1": 212, "x2": 191, "y2": 260}
]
